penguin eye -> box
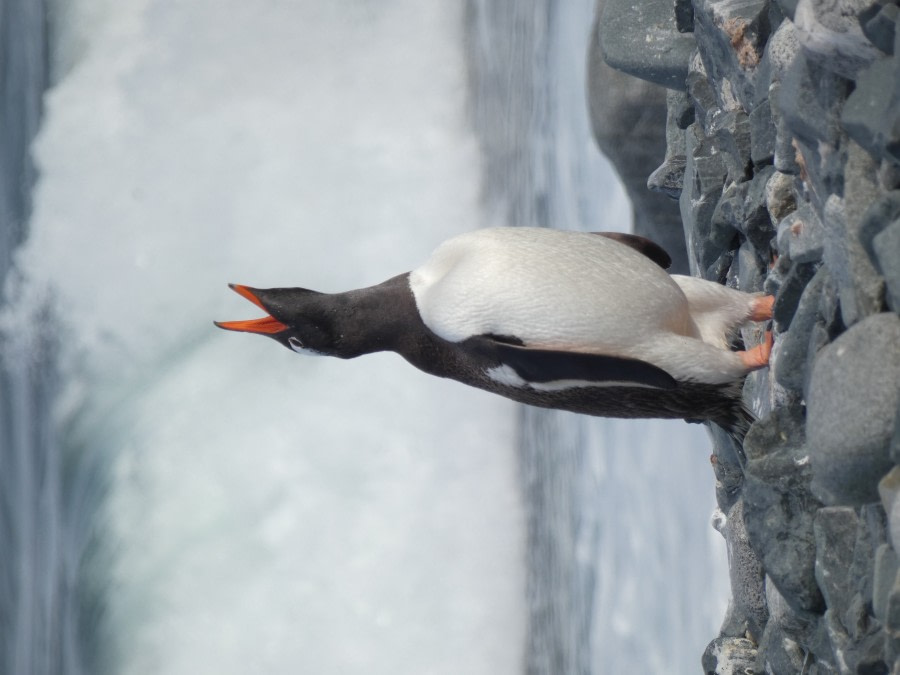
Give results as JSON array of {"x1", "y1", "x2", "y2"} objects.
[{"x1": 288, "y1": 337, "x2": 305, "y2": 352}]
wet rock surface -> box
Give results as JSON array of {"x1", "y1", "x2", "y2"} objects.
[{"x1": 592, "y1": 0, "x2": 900, "y2": 670}]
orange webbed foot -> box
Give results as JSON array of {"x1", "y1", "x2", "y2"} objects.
[{"x1": 739, "y1": 330, "x2": 773, "y2": 370}]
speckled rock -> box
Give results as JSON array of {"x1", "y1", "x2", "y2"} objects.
[
  {"x1": 808, "y1": 313, "x2": 900, "y2": 506},
  {"x1": 814, "y1": 507, "x2": 859, "y2": 610},
  {"x1": 702, "y1": 636, "x2": 758, "y2": 675},
  {"x1": 715, "y1": 499, "x2": 769, "y2": 640},
  {"x1": 743, "y1": 406, "x2": 826, "y2": 613}
]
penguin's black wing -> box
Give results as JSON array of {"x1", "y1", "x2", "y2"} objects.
[
  {"x1": 591, "y1": 232, "x2": 672, "y2": 269},
  {"x1": 463, "y1": 335, "x2": 677, "y2": 390}
]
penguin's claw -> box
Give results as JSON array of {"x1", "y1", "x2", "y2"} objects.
[{"x1": 739, "y1": 330, "x2": 773, "y2": 370}]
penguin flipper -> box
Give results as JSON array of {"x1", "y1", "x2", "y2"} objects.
[
  {"x1": 591, "y1": 232, "x2": 672, "y2": 269},
  {"x1": 465, "y1": 336, "x2": 677, "y2": 390}
]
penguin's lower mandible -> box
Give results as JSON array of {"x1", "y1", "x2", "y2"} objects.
[{"x1": 216, "y1": 227, "x2": 774, "y2": 437}]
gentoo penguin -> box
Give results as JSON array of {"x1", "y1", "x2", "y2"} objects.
[{"x1": 216, "y1": 227, "x2": 774, "y2": 435}]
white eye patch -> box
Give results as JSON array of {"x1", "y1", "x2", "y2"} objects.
[{"x1": 288, "y1": 337, "x2": 322, "y2": 356}]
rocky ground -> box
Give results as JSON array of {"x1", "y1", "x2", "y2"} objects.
[{"x1": 589, "y1": 0, "x2": 900, "y2": 671}]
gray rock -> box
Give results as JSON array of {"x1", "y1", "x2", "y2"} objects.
[
  {"x1": 822, "y1": 194, "x2": 885, "y2": 328},
  {"x1": 598, "y1": 0, "x2": 696, "y2": 89},
  {"x1": 743, "y1": 406, "x2": 826, "y2": 613},
  {"x1": 710, "y1": 181, "x2": 748, "y2": 248},
  {"x1": 872, "y1": 217, "x2": 900, "y2": 313},
  {"x1": 775, "y1": 202, "x2": 825, "y2": 264},
  {"x1": 715, "y1": 109, "x2": 753, "y2": 183},
  {"x1": 793, "y1": 0, "x2": 883, "y2": 79},
  {"x1": 873, "y1": 544, "x2": 899, "y2": 626},
  {"x1": 750, "y1": 99, "x2": 776, "y2": 167},
  {"x1": 841, "y1": 56, "x2": 900, "y2": 167},
  {"x1": 849, "y1": 504, "x2": 889, "y2": 612},
  {"x1": 736, "y1": 239, "x2": 768, "y2": 293},
  {"x1": 716, "y1": 499, "x2": 770, "y2": 640},
  {"x1": 702, "y1": 636, "x2": 758, "y2": 675},
  {"x1": 773, "y1": 260, "x2": 819, "y2": 331},
  {"x1": 808, "y1": 313, "x2": 900, "y2": 505},
  {"x1": 647, "y1": 155, "x2": 687, "y2": 198},
  {"x1": 681, "y1": 124, "x2": 730, "y2": 274},
  {"x1": 778, "y1": 49, "x2": 851, "y2": 149},
  {"x1": 773, "y1": 266, "x2": 829, "y2": 392},
  {"x1": 756, "y1": 621, "x2": 809, "y2": 674},
  {"x1": 814, "y1": 507, "x2": 860, "y2": 609},
  {"x1": 823, "y1": 608, "x2": 853, "y2": 673},
  {"x1": 687, "y1": 67, "x2": 723, "y2": 135}
]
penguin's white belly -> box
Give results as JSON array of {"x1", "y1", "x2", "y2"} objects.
[{"x1": 409, "y1": 228, "x2": 694, "y2": 353}]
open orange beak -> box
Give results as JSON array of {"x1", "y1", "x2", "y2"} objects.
[{"x1": 214, "y1": 284, "x2": 289, "y2": 335}]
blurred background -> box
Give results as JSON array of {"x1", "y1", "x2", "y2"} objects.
[{"x1": 1, "y1": 0, "x2": 729, "y2": 673}]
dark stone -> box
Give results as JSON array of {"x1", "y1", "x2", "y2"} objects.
[
  {"x1": 714, "y1": 109, "x2": 753, "y2": 183},
  {"x1": 750, "y1": 99, "x2": 775, "y2": 167},
  {"x1": 841, "y1": 57, "x2": 900, "y2": 167},
  {"x1": 808, "y1": 313, "x2": 900, "y2": 505},
  {"x1": 710, "y1": 423, "x2": 746, "y2": 509},
  {"x1": 710, "y1": 181, "x2": 747, "y2": 248},
  {"x1": 743, "y1": 406, "x2": 826, "y2": 613},
  {"x1": 774, "y1": 0, "x2": 797, "y2": 21},
  {"x1": 687, "y1": 69, "x2": 721, "y2": 135},
  {"x1": 773, "y1": 261, "x2": 818, "y2": 331},
  {"x1": 702, "y1": 637, "x2": 757, "y2": 675},
  {"x1": 773, "y1": 266, "x2": 828, "y2": 392},
  {"x1": 587, "y1": 12, "x2": 691, "y2": 273},
  {"x1": 706, "y1": 248, "x2": 735, "y2": 283},
  {"x1": 737, "y1": 240, "x2": 767, "y2": 294},
  {"x1": 675, "y1": 0, "x2": 695, "y2": 33},
  {"x1": 755, "y1": 622, "x2": 808, "y2": 674},
  {"x1": 764, "y1": 250, "x2": 792, "y2": 297},
  {"x1": 670, "y1": 88, "x2": 696, "y2": 129},
  {"x1": 598, "y1": 0, "x2": 696, "y2": 89},
  {"x1": 742, "y1": 164, "x2": 777, "y2": 254},
  {"x1": 849, "y1": 630, "x2": 889, "y2": 675},
  {"x1": 862, "y1": 2, "x2": 898, "y2": 56},
  {"x1": 681, "y1": 124, "x2": 730, "y2": 274},
  {"x1": 814, "y1": 507, "x2": 860, "y2": 609}
]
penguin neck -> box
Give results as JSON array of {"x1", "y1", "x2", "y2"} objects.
[{"x1": 326, "y1": 273, "x2": 423, "y2": 359}]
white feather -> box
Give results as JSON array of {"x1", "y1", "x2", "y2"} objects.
[{"x1": 409, "y1": 228, "x2": 759, "y2": 384}]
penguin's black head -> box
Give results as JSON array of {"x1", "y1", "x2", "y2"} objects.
[{"x1": 215, "y1": 284, "x2": 343, "y2": 357}]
